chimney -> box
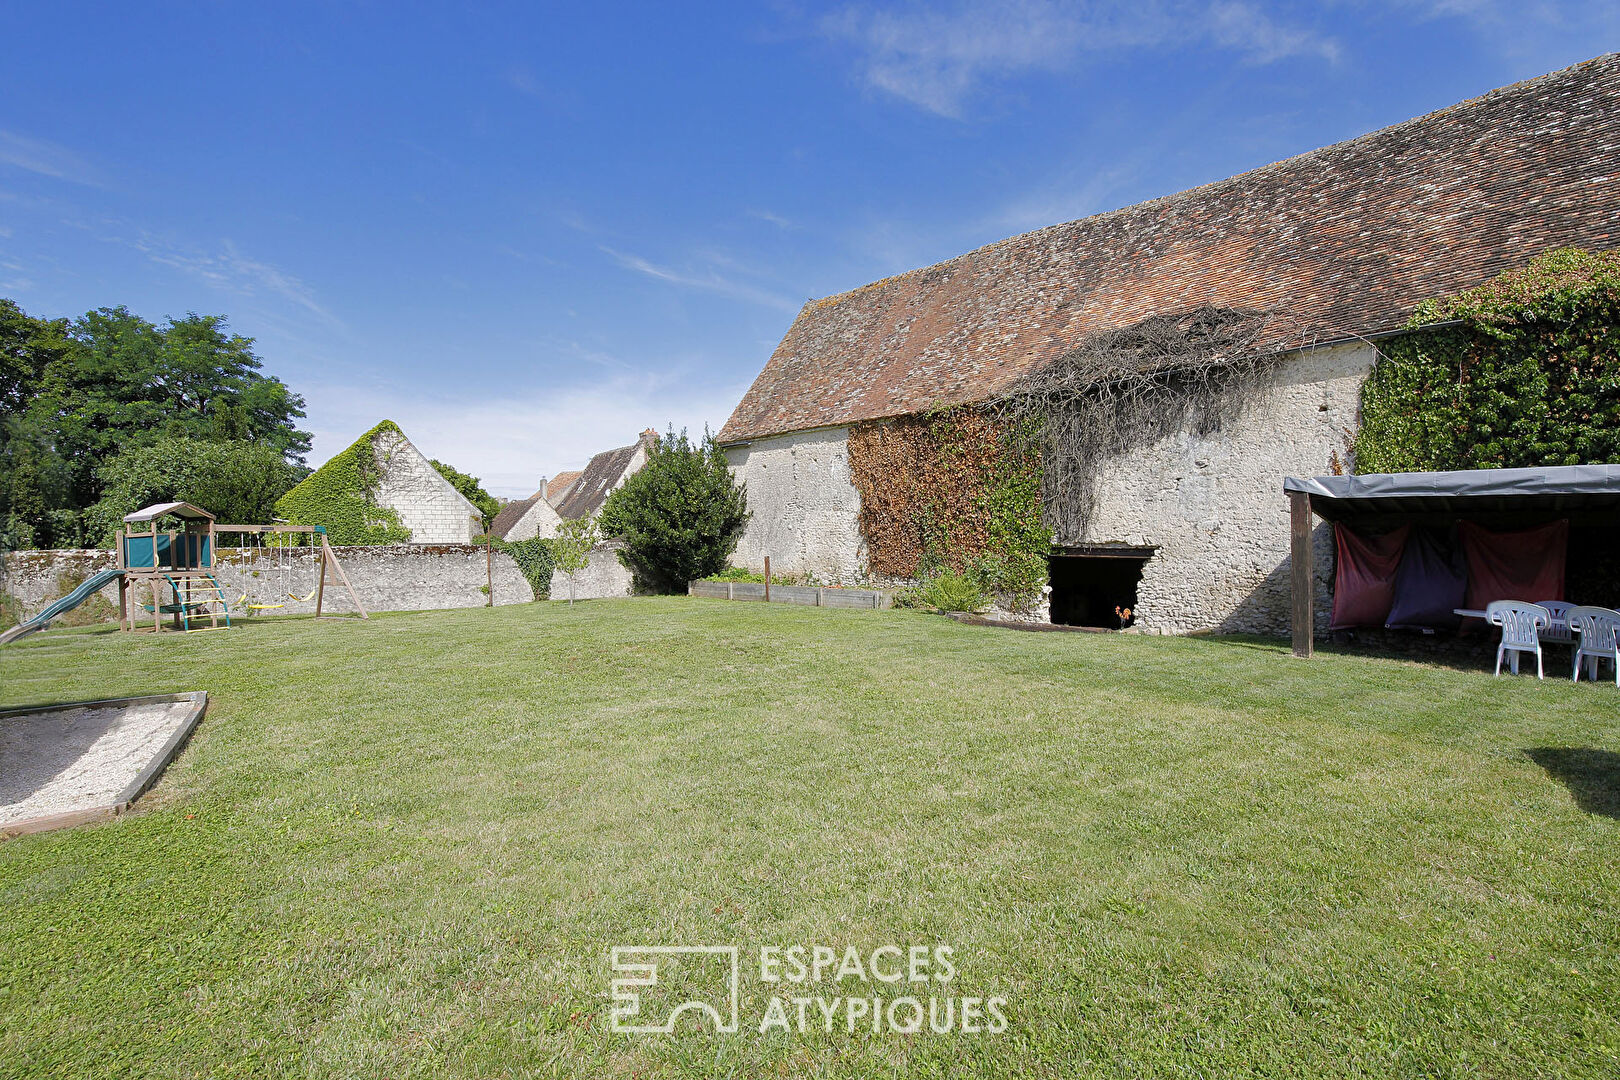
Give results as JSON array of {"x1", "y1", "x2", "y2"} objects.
[{"x1": 640, "y1": 427, "x2": 659, "y2": 447}]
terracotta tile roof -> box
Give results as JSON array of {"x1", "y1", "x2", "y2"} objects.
[
  {"x1": 544, "y1": 471, "x2": 582, "y2": 503},
  {"x1": 488, "y1": 497, "x2": 541, "y2": 540},
  {"x1": 720, "y1": 54, "x2": 1620, "y2": 444}
]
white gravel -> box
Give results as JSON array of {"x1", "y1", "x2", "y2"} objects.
[{"x1": 1, "y1": 701, "x2": 196, "y2": 827}]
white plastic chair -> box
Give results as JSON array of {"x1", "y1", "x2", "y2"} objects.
[
  {"x1": 1486, "y1": 601, "x2": 1550, "y2": 678},
  {"x1": 1567, "y1": 605, "x2": 1620, "y2": 685},
  {"x1": 1536, "y1": 600, "x2": 1576, "y2": 644}
]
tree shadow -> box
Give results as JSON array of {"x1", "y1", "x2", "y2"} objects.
[{"x1": 1523, "y1": 747, "x2": 1620, "y2": 819}]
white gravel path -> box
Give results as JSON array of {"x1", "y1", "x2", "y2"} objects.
[{"x1": 1, "y1": 701, "x2": 196, "y2": 827}]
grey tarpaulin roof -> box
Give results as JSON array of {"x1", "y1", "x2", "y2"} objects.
[{"x1": 1284, "y1": 464, "x2": 1620, "y2": 520}]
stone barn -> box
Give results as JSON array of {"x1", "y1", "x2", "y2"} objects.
[{"x1": 718, "y1": 55, "x2": 1620, "y2": 634}]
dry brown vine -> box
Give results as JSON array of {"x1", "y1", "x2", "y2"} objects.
[{"x1": 992, "y1": 305, "x2": 1306, "y2": 541}]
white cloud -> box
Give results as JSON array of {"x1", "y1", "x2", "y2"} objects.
[
  {"x1": 819, "y1": 1, "x2": 1339, "y2": 117},
  {"x1": 600, "y1": 245, "x2": 801, "y2": 311},
  {"x1": 0, "y1": 130, "x2": 100, "y2": 185},
  {"x1": 122, "y1": 232, "x2": 341, "y2": 326},
  {"x1": 302, "y1": 370, "x2": 751, "y2": 499},
  {"x1": 746, "y1": 208, "x2": 799, "y2": 230}
]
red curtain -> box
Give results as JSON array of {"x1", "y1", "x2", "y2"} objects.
[
  {"x1": 1458, "y1": 520, "x2": 1568, "y2": 611},
  {"x1": 1331, "y1": 523, "x2": 1410, "y2": 629}
]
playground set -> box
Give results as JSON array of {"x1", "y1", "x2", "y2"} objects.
[{"x1": 0, "y1": 502, "x2": 367, "y2": 645}]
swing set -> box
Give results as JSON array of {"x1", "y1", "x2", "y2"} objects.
[{"x1": 116, "y1": 503, "x2": 368, "y2": 633}]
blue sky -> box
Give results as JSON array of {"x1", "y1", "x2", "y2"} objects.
[{"x1": 2, "y1": 2, "x2": 1615, "y2": 496}]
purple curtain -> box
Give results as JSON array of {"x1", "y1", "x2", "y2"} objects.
[{"x1": 1385, "y1": 527, "x2": 1467, "y2": 631}]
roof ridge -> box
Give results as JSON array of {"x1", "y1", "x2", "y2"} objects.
[{"x1": 805, "y1": 52, "x2": 1620, "y2": 312}]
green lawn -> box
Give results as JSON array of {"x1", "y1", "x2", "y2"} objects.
[{"x1": 2, "y1": 598, "x2": 1617, "y2": 1078}]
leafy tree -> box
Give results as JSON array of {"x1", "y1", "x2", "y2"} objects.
[
  {"x1": 28, "y1": 305, "x2": 310, "y2": 511},
  {"x1": 1, "y1": 301, "x2": 74, "y2": 549},
  {"x1": 84, "y1": 438, "x2": 308, "y2": 544},
  {"x1": 431, "y1": 459, "x2": 500, "y2": 531},
  {"x1": 598, "y1": 429, "x2": 749, "y2": 592},
  {"x1": 1, "y1": 297, "x2": 312, "y2": 548},
  {"x1": 551, "y1": 515, "x2": 599, "y2": 605}
]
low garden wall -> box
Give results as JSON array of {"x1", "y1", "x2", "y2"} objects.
[
  {"x1": 688, "y1": 579, "x2": 893, "y2": 609},
  {"x1": 1, "y1": 544, "x2": 535, "y2": 627},
  {"x1": 550, "y1": 542, "x2": 634, "y2": 602}
]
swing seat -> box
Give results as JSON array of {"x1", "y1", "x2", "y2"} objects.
[
  {"x1": 288, "y1": 588, "x2": 318, "y2": 602},
  {"x1": 246, "y1": 602, "x2": 285, "y2": 610}
]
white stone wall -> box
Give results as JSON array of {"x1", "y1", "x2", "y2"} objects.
[
  {"x1": 721, "y1": 343, "x2": 1372, "y2": 636},
  {"x1": 549, "y1": 541, "x2": 634, "y2": 601},
  {"x1": 724, "y1": 427, "x2": 867, "y2": 586},
  {"x1": 1075, "y1": 342, "x2": 1371, "y2": 635},
  {"x1": 372, "y1": 429, "x2": 482, "y2": 544},
  {"x1": 2, "y1": 544, "x2": 534, "y2": 626}
]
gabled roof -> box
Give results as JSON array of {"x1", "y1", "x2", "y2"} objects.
[
  {"x1": 124, "y1": 501, "x2": 214, "y2": 522},
  {"x1": 545, "y1": 470, "x2": 582, "y2": 503},
  {"x1": 488, "y1": 498, "x2": 543, "y2": 540},
  {"x1": 552, "y1": 432, "x2": 656, "y2": 519},
  {"x1": 721, "y1": 54, "x2": 1620, "y2": 444}
]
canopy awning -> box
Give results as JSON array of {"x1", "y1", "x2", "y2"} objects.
[
  {"x1": 1283, "y1": 464, "x2": 1620, "y2": 521},
  {"x1": 123, "y1": 501, "x2": 215, "y2": 523}
]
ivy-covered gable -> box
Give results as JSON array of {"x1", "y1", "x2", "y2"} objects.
[{"x1": 274, "y1": 420, "x2": 412, "y2": 544}]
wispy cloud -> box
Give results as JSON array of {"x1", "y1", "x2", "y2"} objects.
[
  {"x1": 600, "y1": 245, "x2": 800, "y2": 311},
  {"x1": 0, "y1": 130, "x2": 101, "y2": 185},
  {"x1": 819, "y1": 1, "x2": 1338, "y2": 117},
  {"x1": 747, "y1": 208, "x2": 799, "y2": 230},
  {"x1": 118, "y1": 231, "x2": 341, "y2": 326}
]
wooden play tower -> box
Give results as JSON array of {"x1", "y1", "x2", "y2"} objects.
[{"x1": 116, "y1": 502, "x2": 367, "y2": 633}]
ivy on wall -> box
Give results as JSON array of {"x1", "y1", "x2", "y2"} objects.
[
  {"x1": 275, "y1": 420, "x2": 412, "y2": 545},
  {"x1": 847, "y1": 407, "x2": 1049, "y2": 608},
  {"x1": 482, "y1": 535, "x2": 557, "y2": 599},
  {"x1": 1354, "y1": 248, "x2": 1620, "y2": 473}
]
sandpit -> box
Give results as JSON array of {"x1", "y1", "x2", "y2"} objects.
[{"x1": 1, "y1": 692, "x2": 208, "y2": 836}]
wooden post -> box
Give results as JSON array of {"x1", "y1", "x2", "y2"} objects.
[
  {"x1": 486, "y1": 540, "x2": 494, "y2": 606},
  {"x1": 1289, "y1": 491, "x2": 1314, "y2": 659},
  {"x1": 319, "y1": 536, "x2": 369, "y2": 619},
  {"x1": 764, "y1": 556, "x2": 771, "y2": 603},
  {"x1": 315, "y1": 537, "x2": 327, "y2": 618}
]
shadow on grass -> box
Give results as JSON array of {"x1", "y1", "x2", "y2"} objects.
[{"x1": 1524, "y1": 747, "x2": 1620, "y2": 819}]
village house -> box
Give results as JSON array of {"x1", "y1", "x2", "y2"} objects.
[
  {"x1": 487, "y1": 494, "x2": 563, "y2": 542},
  {"x1": 551, "y1": 429, "x2": 659, "y2": 520},
  {"x1": 718, "y1": 56, "x2": 1620, "y2": 634}
]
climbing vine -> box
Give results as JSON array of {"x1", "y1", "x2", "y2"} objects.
[
  {"x1": 483, "y1": 535, "x2": 557, "y2": 599},
  {"x1": 847, "y1": 407, "x2": 1049, "y2": 608},
  {"x1": 993, "y1": 305, "x2": 1300, "y2": 540},
  {"x1": 1354, "y1": 248, "x2": 1620, "y2": 473},
  {"x1": 275, "y1": 420, "x2": 412, "y2": 545}
]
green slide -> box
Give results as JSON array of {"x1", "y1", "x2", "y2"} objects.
[{"x1": 0, "y1": 568, "x2": 126, "y2": 646}]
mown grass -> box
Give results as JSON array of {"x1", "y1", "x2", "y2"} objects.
[{"x1": 1, "y1": 598, "x2": 1617, "y2": 1079}]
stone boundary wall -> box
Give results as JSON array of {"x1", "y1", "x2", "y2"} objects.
[
  {"x1": 550, "y1": 542, "x2": 634, "y2": 602},
  {"x1": 2, "y1": 544, "x2": 535, "y2": 627}
]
